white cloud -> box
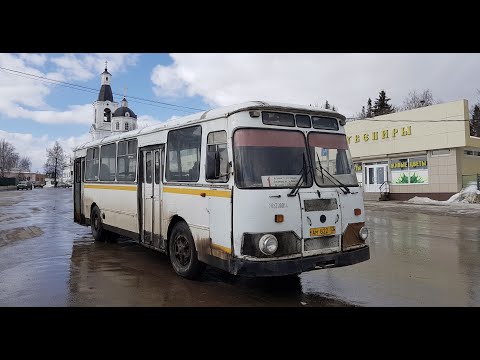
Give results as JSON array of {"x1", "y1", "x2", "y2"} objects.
[
  {"x1": 151, "y1": 53, "x2": 480, "y2": 117},
  {"x1": 0, "y1": 130, "x2": 91, "y2": 172},
  {"x1": 137, "y1": 114, "x2": 181, "y2": 129},
  {"x1": 19, "y1": 53, "x2": 48, "y2": 67},
  {"x1": 51, "y1": 53, "x2": 140, "y2": 81},
  {"x1": 137, "y1": 114, "x2": 164, "y2": 129},
  {"x1": 151, "y1": 65, "x2": 186, "y2": 97},
  {"x1": 4, "y1": 103, "x2": 93, "y2": 125}
]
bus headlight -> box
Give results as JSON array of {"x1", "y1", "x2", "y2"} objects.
[
  {"x1": 259, "y1": 234, "x2": 278, "y2": 255},
  {"x1": 359, "y1": 227, "x2": 369, "y2": 241}
]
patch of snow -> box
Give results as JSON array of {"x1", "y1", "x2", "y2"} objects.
[
  {"x1": 407, "y1": 196, "x2": 442, "y2": 205},
  {"x1": 407, "y1": 185, "x2": 480, "y2": 206}
]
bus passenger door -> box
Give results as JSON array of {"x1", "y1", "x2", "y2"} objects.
[
  {"x1": 73, "y1": 157, "x2": 85, "y2": 224},
  {"x1": 142, "y1": 150, "x2": 154, "y2": 245},
  {"x1": 141, "y1": 147, "x2": 164, "y2": 249},
  {"x1": 153, "y1": 147, "x2": 164, "y2": 250}
]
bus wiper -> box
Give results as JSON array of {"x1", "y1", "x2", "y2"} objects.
[
  {"x1": 316, "y1": 152, "x2": 350, "y2": 194},
  {"x1": 288, "y1": 153, "x2": 308, "y2": 197},
  {"x1": 316, "y1": 152, "x2": 325, "y2": 184}
]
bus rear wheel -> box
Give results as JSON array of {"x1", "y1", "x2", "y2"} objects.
[
  {"x1": 169, "y1": 221, "x2": 205, "y2": 279},
  {"x1": 91, "y1": 205, "x2": 109, "y2": 242}
]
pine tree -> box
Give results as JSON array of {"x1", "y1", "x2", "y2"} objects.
[
  {"x1": 471, "y1": 104, "x2": 480, "y2": 137},
  {"x1": 366, "y1": 98, "x2": 373, "y2": 118},
  {"x1": 373, "y1": 90, "x2": 395, "y2": 116},
  {"x1": 324, "y1": 100, "x2": 330, "y2": 110}
]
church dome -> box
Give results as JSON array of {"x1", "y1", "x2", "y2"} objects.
[
  {"x1": 113, "y1": 97, "x2": 137, "y2": 118},
  {"x1": 113, "y1": 106, "x2": 137, "y2": 118}
]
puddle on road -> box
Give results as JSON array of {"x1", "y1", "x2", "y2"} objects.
[{"x1": 0, "y1": 226, "x2": 44, "y2": 247}]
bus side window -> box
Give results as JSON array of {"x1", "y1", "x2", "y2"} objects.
[
  {"x1": 117, "y1": 140, "x2": 138, "y2": 182},
  {"x1": 206, "y1": 130, "x2": 228, "y2": 182},
  {"x1": 85, "y1": 147, "x2": 99, "y2": 181},
  {"x1": 166, "y1": 126, "x2": 202, "y2": 182},
  {"x1": 99, "y1": 143, "x2": 116, "y2": 181}
]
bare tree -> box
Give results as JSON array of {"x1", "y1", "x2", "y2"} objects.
[
  {"x1": 355, "y1": 106, "x2": 367, "y2": 120},
  {"x1": 401, "y1": 89, "x2": 440, "y2": 111},
  {"x1": 18, "y1": 157, "x2": 31, "y2": 172},
  {"x1": 310, "y1": 100, "x2": 338, "y2": 112},
  {"x1": 44, "y1": 141, "x2": 66, "y2": 187},
  {"x1": 0, "y1": 139, "x2": 19, "y2": 178}
]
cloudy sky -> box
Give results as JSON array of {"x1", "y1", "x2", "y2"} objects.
[{"x1": 1, "y1": 53, "x2": 480, "y2": 172}]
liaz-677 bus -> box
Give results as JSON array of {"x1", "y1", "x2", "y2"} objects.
[{"x1": 73, "y1": 101, "x2": 369, "y2": 279}]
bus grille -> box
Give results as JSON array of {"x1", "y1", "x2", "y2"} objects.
[
  {"x1": 304, "y1": 235, "x2": 339, "y2": 251},
  {"x1": 304, "y1": 199, "x2": 338, "y2": 212}
]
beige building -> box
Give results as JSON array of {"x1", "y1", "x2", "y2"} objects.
[
  {"x1": 345, "y1": 99, "x2": 480, "y2": 200},
  {"x1": 4, "y1": 169, "x2": 46, "y2": 184}
]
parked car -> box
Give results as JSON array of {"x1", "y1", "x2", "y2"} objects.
[
  {"x1": 33, "y1": 181, "x2": 44, "y2": 188},
  {"x1": 17, "y1": 181, "x2": 33, "y2": 190},
  {"x1": 57, "y1": 182, "x2": 72, "y2": 188}
]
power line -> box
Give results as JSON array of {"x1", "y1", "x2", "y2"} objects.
[
  {"x1": 0, "y1": 66, "x2": 207, "y2": 114},
  {"x1": 1, "y1": 65, "x2": 478, "y2": 123}
]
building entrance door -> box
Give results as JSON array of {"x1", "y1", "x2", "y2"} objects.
[{"x1": 364, "y1": 163, "x2": 388, "y2": 192}]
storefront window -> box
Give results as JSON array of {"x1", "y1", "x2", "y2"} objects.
[{"x1": 390, "y1": 156, "x2": 428, "y2": 184}]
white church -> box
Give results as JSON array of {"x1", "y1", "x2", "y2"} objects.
[
  {"x1": 59, "y1": 64, "x2": 139, "y2": 185},
  {"x1": 90, "y1": 63, "x2": 138, "y2": 140}
]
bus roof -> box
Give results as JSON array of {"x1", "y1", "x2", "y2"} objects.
[{"x1": 73, "y1": 101, "x2": 346, "y2": 151}]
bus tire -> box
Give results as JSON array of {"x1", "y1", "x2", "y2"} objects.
[
  {"x1": 91, "y1": 205, "x2": 108, "y2": 242},
  {"x1": 169, "y1": 221, "x2": 205, "y2": 279}
]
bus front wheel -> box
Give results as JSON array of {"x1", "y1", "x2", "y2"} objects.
[{"x1": 169, "y1": 221, "x2": 205, "y2": 279}]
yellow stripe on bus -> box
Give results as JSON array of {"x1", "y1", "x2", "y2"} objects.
[
  {"x1": 163, "y1": 186, "x2": 231, "y2": 198},
  {"x1": 84, "y1": 184, "x2": 230, "y2": 197},
  {"x1": 84, "y1": 184, "x2": 137, "y2": 191},
  {"x1": 211, "y1": 243, "x2": 232, "y2": 254}
]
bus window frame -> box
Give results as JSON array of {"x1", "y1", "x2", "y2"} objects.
[
  {"x1": 84, "y1": 146, "x2": 100, "y2": 182},
  {"x1": 98, "y1": 142, "x2": 117, "y2": 182},
  {"x1": 116, "y1": 139, "x2": 139, "y2": 183},
  {"x1": 206, "y1": 130, "x2": 229, "y2": 183},
  {"x1": 165, "y1": 125, "x2": 202, "y2": 183},
  {"x1": 232, "y1": 126, "x2": 312, "y2": 190}
]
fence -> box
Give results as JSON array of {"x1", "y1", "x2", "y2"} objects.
[
  {"x1": 462, "y1": 174, "x2": 480, "y2": 190},
  {"x1": 0, "y1": 177, "x2": 16, "y2": 186}
]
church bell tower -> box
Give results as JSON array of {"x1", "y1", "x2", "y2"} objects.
[{"x1": 90, "y1": 62, "x2": 119, "y2": 140}]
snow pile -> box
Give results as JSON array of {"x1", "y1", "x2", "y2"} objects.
[
  {"x1": 407, "y1": 185, "x2": 480, "y2": 205},
  {"x1": 446, "y1": 185, "x2": 480, "y2": 203},
  {"x1": 407, "y1": 196, "x2": 441, "y2": 205}
]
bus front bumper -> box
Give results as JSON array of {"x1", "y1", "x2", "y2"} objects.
[{"x1": 231, "y1": 245, "x2": 370, "y2": 277}]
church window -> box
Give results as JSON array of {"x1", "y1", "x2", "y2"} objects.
[{"x1": 104, "y1": 108, "x2": 111, "y2": 122}]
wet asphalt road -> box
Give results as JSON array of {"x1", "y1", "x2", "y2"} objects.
[{"x1": 1, "y1": 189, "x2": 480, "y2": 306}]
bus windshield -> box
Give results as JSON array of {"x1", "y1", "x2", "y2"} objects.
[
  {"x1": 234, "y1": 129, "x2": 312, "y2": 189},
  {"x1": 308, "y1": 132, "x2": 358, "y2": 187}
]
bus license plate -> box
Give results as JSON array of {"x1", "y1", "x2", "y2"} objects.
[{"x1": 310, "y1": 226, "x2": 336, "y2": 237}]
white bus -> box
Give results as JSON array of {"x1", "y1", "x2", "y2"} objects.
[{"x1": 73, "y1": 101, "x2": 369, "y2": 279}]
